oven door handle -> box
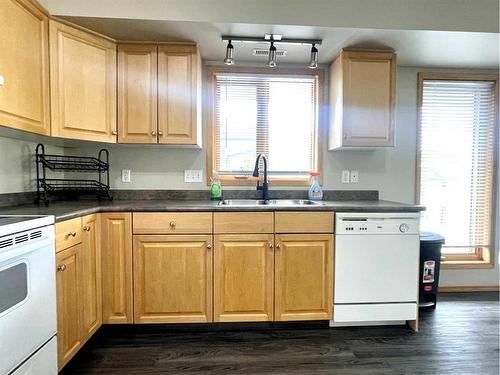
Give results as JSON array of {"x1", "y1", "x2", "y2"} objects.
[{"x1": 0, "y1": 237, "x2": 53, "y2": 265}]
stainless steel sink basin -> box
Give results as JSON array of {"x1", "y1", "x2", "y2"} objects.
[{"x1": 218, "y1": 199, "x2": 324, "y2": 206}]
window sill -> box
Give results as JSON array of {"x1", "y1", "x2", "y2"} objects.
[
  {"x1": 441, "y1": 260, "x2": 495, "y2": 270},
  {"x1": 213, "y1": 175, "x2": 313, "y2": 187}
]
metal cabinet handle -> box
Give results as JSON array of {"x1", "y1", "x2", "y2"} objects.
[
  {"x1": 151, "y1": 131, "x2": 157, "y2": 136},
  {"x1": 158, "y1": 131, "x2": 163, "y2": 136},
  {"x1": 269, "y1": 243, "x2": 274, "y2": 249},
  {"x1": 83, "y1": 226, "x2": 91, "y2": 232},
  {"x1": 207, "y1": 244, "x2": 212, "y2": 250},
  {"x1": 275, "y1": 243, "x2": 281, "y2": 249},
  {"x1": 111, "y1": 130, "x2": 118, "y2": 135},
  {"x1": 57, "y1": 264, "x2": 66, "y2": 272},
  {"x1": 68, "y1": 231, "x2": 77, "y2": 237},
  {"x1": 169, "y1": 221, "x2": 176, "y2": 229}
]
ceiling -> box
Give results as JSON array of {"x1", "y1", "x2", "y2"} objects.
[{"x1": 61, "y1": 17, "x2": 500, "y2": 69}]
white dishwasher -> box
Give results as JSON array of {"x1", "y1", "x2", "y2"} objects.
[{"x1": 330, "y1": 212, "x2": 420, "y2": 327}]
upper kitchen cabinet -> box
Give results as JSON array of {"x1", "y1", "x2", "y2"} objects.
[
  {"x1": 117, "y1": 43, "x2": 201, "y2": 146},
  {"x1": 328, "y1": 49, "x2": 396, "y2": 149},
  {"x1": 0, "y1": 0, "x2": 50, "y2": 135},
  {"x1": 117, "y1": 44, "x2": 158, "y2": 144},
  {"x1": 158, "y1": 45, "x2": 201, "y2": 146},
  {"x1": 49, "y1": 20, "x2": 117, "y2": 143}
]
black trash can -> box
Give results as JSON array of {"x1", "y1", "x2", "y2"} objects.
[{"x1": 419, "y1": 232, "x2": 445, "y2": 308}]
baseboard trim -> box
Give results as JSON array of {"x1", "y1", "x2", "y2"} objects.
[{"x1": 439, "y1": 285, "x2": 500, "y2": 293}]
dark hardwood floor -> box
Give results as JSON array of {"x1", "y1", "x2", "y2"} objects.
[{"x1": 61, "y1": 292, "x2": 499, "y2": 374}]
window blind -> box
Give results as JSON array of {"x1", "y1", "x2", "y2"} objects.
[
  {"x1": 214, "y1": 73, "x2": 317, "y2": 176},
  {"x1": 419, "y1": 79, "x2": 496, "y2": 255}
]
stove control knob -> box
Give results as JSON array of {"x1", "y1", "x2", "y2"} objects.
[{"x1": 399, "y1": 223, "x2": 409, "y2": 233}]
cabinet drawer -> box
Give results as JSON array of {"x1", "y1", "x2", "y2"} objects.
[
  {"x1": 133, "y1": 212, "x2": 212, "y2": 234},
  {"x1": 214, "y1": 212, "x2": 274, "y2": 234},
  {"x1": 55, "y1": 217, "x2": 82, "y2": 252},
  {"x1": 275, "y1": 212, "x2": 334, "y2": 233}
]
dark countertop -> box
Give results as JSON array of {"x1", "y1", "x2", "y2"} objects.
[{"x1": 0, "y1": 199, "x2": 425, "y2": 222}]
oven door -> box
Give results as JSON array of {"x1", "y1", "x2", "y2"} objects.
[{"x1": 0, "y1": 229, "x2": 56, "y2": 375}]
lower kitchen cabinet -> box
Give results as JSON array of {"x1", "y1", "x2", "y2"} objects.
[
  {"x1": 56, "y1": 244, "x2": 81, "y2": 369},
  {"x1": 275, "y1": 234, "x2": 333, "y2": 321},
  {"x1": 101, "y1": 213, "x2": 133, "y2": 324},
  {"x1": 133, "y1": 235, "x2": 213, "y2": 323},
  {"x1": 80, "y1": 214, "x2": 102, "y2": 339},
  {"x1": 214, "y1": 234, "x2": 274, "y2": 322}
]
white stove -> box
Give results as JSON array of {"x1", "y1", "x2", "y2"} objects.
[{"x1": 0, "y1": 215, "x2": 57, "y2": 375}]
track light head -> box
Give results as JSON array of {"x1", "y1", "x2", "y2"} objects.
[
  {"x1": 308, "y1": 44, "x2": 318, "y2": 69},
  {"x1": 224, "y1": 40, "x2": 235, "y2": 65},
  {"x1": 267, "y1": 42, "x2": 277, "y2": 68}
]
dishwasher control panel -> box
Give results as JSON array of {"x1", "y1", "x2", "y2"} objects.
[{"x1": 335, "y1": 212, "x2": 420, "y2": 235}]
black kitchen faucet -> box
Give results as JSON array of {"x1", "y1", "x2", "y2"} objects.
[{"x1": 252, "y1": 154, "x2": 269, "y2": 201}]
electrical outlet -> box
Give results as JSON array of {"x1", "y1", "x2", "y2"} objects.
[
  {"x1": 184, "y1": 170, "x2": 203, "y2": 183},
  {"x1": 341, "y1": 170, "x2": 350, "y2": 184},
  {"x1": 350, "y1": 170, "x2": 359, "y2": 183},
  {"x1": 121, "y1": 169, "x2": 131, "y2": 183}
]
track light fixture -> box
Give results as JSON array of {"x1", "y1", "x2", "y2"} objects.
[
  {"x1": 267, "y1": 42, "x2": 277, "y2": 68},
  {"x1": 224, "y1": 40, "x2": 235, "y2": 65},
  {"x1": 308, "y1": 43, "x2": 318, "y2": 69},
  {"x1": 221, "y1": 35, "x2": 322, "y2": 68}
]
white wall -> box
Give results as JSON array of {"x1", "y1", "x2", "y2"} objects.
[{"x1": 0, "y1": 136, "x2": 65, "y2": 194}]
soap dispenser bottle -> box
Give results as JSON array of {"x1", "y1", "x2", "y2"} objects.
[
  {"x1": 308, "y1": 172, "x2": 323, "y2": 201},
  {"x1": 210, "y1": 173, "x2": 222, "y2": 201}
]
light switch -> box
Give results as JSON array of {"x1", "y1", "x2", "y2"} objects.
[
  {"x1": 341, "y1": 170, "x2": 350, "y2": 184},
  {"x1": 121, "y1": 169, "x2": 131, "y2": 183},
  {"x1": 350, "y1": 170, "x2": 359, "y2": 183},
  {"x1": 184, "y1": 170, "x2": 203, "y2": 183}
]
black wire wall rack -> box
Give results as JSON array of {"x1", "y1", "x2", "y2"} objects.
[{"x1": 35, "y1": 143, "x2": 112, "y2": 205}]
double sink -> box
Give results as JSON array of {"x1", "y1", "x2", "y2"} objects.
[{"x1": 219, "y1": 199, "x2": 325, "y2": 206}]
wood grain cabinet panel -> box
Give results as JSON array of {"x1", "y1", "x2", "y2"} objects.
[
  {"x1": 49, "y1": 19, "x2": 117, "y2": 143},
  {"x1": 133, "y1": 235, "x2": 213, "y2": 323},
  {"x1": 0, "y1": 0, "x2": 50, "y2": 135},
  {"x1": 80, "y1": 214, "x2": 102, "y2": 340},
  {"x1": 55, "y1": 217, "x2": 82, "y2": 252},
  {"x1": 158, "y1": 45, "x2": 201, "y2": 146},
  {"x1": 214, "y1": 234, "x2": 274, "y2": 322},
  {"x1": 214, "y1": 212, "x2": 274, "y2": 234},
  {"x1": 275, "y1": 234, "x2": 333, "y2": 321},
  {"x1": 56, "y1": 244, "x2": 82, "y2": 370},
  {"x1": 101, "y1": 213, "x2": 133, "y2": 324},
  {"x1": 117, "y1": 44, "x2": 158, "y2": 143},
  {"x1": 328, "y1": 49, "x2": 396, "y2": 149},
  {"x1": 275, "y1": 212, "x2": 334, "y2": 233},
  {"x1": 133, "y1": 212, "x2": 212, "y2": 234}
]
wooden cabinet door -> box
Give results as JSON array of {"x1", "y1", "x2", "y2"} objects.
[
  {"x1": 214, "y1": 234, "x2": 274, "y2": 322},
  {"x1": 117, "y1": 44, "x2": 158, "y2": 143},
  {"x1": 133, "y1": 235, "x2": 212, "y2": 323},
  {"x1": 49, "y1": 20, "x2": 117, "y2": 143},
  {"x1": 275, "y1": 234, "x2": 333, "y2": 321},
  {"x1": 101, "y1": 213, "x2": 133, "y2": 324},
  {"x1": 158, "y1": 45, "x2": 201, "y2": 146},
  {"x1": 342, "y1": 50, "x2": 395, "y2": 147},
  {"x1": 80, "y1": 214, "x2": 102, "y2": 340},
  {"x1": 0, "y1": 0, "x2": 50, "y2": 135},
  {"x1": 56, "y1": 245, "x2": 82, "y2": 369}
]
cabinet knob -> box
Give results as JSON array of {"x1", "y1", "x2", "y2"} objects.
[
  {"x1": 275, "y1": 243, "x2": 281, "y2": 249},
  {"x1": 207, "y1": 244, "x2": 212, "y2": 249},
  {"x1": 67, "y1": 231, "x2": 77, "y2": 237},
  {"x1": 57, "y1": 264, "x2": 66, "y2": 272},
  {"x1": 169, "y1": 221, "x2": 176, "y2": 229},
  {"x1": 158, "y1": 131, "x2": 163, "y2": 136},
  {"x1": 112, "y1": 130, "x2": 118, "y2": 135},
  {"x1": 269, "y1": 243, "x2": 274, "y2": 249},
  {"x1": 151, "y1": 131, "x2": 157, "y2": 136},
  {"x1": 83, "y1": 226, "x2": 91, "y2": 232}
]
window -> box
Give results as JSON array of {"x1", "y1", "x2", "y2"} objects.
[
  {"x1": 207, "y1": 67, "x2": 321, "y2": 185},
  {"x1": 417, "y1": 73, "x2": 498, "y2": 267}
]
